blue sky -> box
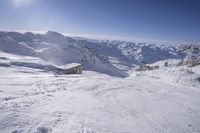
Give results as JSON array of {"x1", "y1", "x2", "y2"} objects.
[{"x1": 0, "y1": 0, "x2": 200, "y2": 42}]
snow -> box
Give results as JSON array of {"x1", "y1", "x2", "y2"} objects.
[
  {"x1": 59, "y1": 63, "x2": 82, "y2": 70},
  {"x1": 0, "y1": 31, "x2": 200, "y2": 133},
  {"x1": 0, "y1": 58, "x2": 200, "y2": 133},
  {"x1": 0, "y1": 31, "x2": 127, "y2": 77},
  {"x1": 0, "y1": 31, "x2": 187, "y2": 77}
]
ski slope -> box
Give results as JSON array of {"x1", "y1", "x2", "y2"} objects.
[{"x1": 0, "y1": 65, "x2": 200, "y2": 133}]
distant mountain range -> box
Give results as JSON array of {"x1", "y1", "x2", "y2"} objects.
[{"x1": 0, "y1": 31, "x2": 186, "y2": 77}]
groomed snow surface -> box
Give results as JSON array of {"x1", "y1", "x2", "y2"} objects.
[{"x1": 0, "y1": 60, "x2": 200, "y2": 133}]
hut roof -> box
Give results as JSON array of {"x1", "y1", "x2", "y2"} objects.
[{"x1": 58, "y1": 63, "x2": 82, "y2": 70}]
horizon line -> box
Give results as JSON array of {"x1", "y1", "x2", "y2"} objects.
[{"x1": 0, "y1": 29, "x2": 199, "y2": 45}]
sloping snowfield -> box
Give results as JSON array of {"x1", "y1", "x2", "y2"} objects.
[{"x1": 0, "y1": 65, "x2": 200, "y2": 133}]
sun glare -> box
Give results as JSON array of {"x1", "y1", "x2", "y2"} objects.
[{"x1": 12, "y1": 0, "x2": 34, "y2": 7}]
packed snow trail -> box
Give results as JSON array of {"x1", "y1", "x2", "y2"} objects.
[{"x1": 0, "y1": 70, "x2": 200, "y2": 133}]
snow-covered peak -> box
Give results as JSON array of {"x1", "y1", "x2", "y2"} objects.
[
  {"x1": 45, "y1": 31, "x2": 65, "y2": 38},
  {"x1": 0, "y1": 31, "x2": 128, "y2": 77},
  {"x1": 0, "y1": 31, "x2": 188, "y2": 77}
]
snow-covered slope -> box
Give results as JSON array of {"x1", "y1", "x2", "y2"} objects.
[
  {"x1": 75, "y1": 39, "x2": 185, "y2": 71},
  {"x1": 0, "y1": 33, "x2": 36, "y2": 56},
  {"x1": 0, "y1": 31, "x2": 200, "y2": 133},
  {"x1": 0, "y1": 59, "x2": 199, "y2": 133},
  {"x1": 0, "y1": 31, "x2": 186, "y2": 76},
  {"x1": 131, "y1": 59, "x2": 200, "y2": 86},
  {"x1": 0, "y1": 31, "x2": 127, "y2": 77}
]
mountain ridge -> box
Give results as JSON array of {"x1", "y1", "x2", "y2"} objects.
[{"x1": 0, "y1": 31, "x2": 186, "y2": 77}]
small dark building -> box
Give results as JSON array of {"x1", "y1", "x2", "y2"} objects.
[{"x1": 54, "y1": 63, "x2": 83, "y2": 75}]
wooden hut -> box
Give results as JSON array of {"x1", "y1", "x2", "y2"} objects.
[{"x1": 54, "y1": 63, "x2": 83, "y2": 75}]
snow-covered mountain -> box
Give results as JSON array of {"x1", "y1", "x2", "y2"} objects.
[
  {"x1": 0, "y1": 31, "x2": 185, "y2": 76},
  {"x1": 0, "y1": 31, "x2": 128, "y2": 77},
  {"x1": 75, "y1": 39, "x2": 185, "y2": 70},
  {"x1": 1, "y1": 31, "x2": 200, "y2": 133}
]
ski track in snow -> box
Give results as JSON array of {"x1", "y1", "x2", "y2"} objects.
[{"x1": 0, "y1": 72, "x2": 200, "y2": 133}]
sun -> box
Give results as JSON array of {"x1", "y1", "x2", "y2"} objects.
[{"x1": 11, "y1": 0, "x2": 34, "y2": 7}]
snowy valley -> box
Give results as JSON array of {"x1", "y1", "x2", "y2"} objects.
[{"x1": 0, "y1": 31, "x2": 200, "y2": 133}]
